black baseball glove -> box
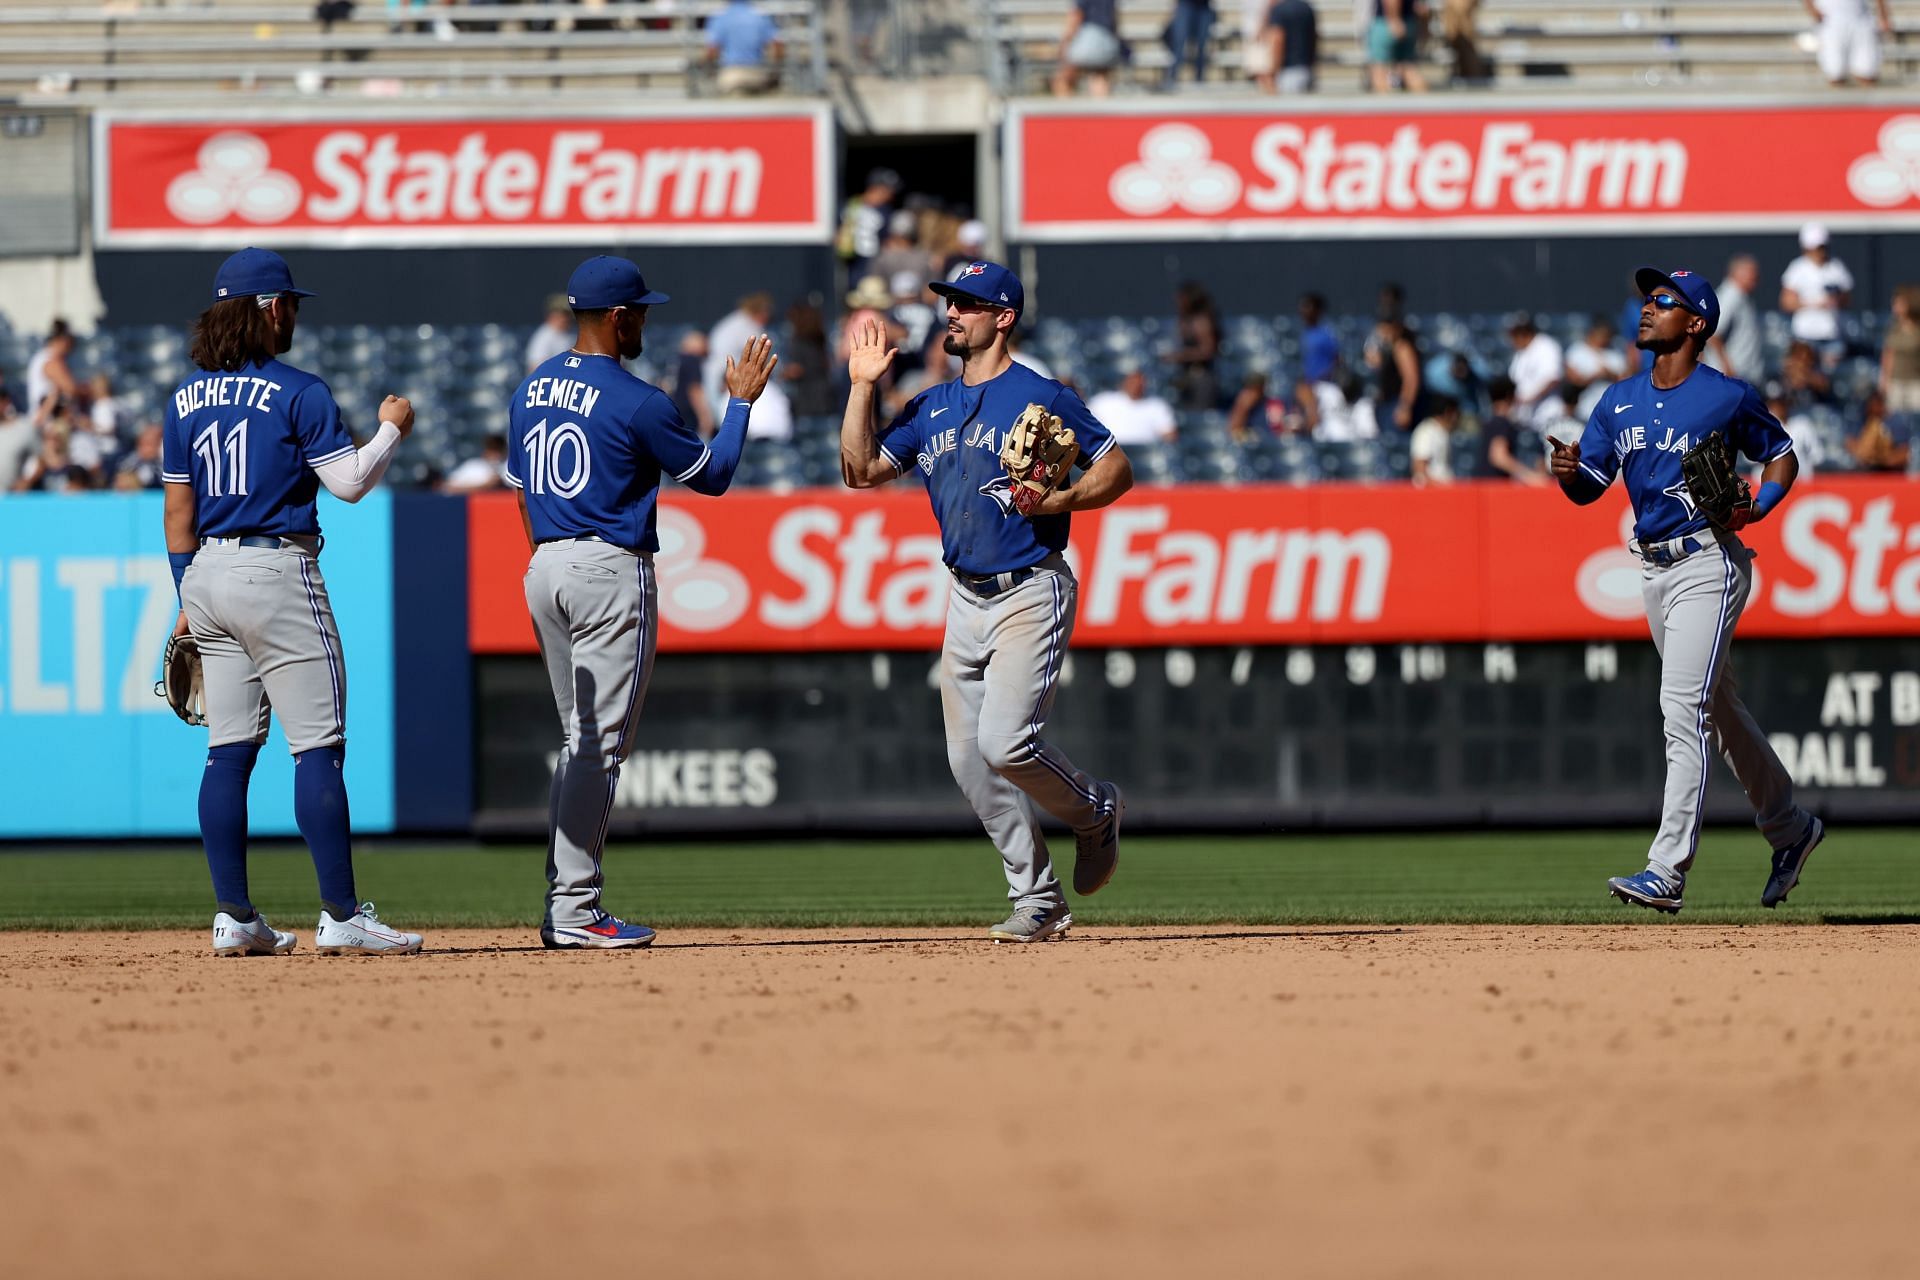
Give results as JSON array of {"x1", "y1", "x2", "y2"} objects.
[
  {"x1": 1679, "y1": 431, "x2": 1753, "y2": 530},
  {"x1": 155, "y1": 633, "x2": 207, "y2": 727}
]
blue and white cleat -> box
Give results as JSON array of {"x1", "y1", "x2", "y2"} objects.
[
  {"x1": 541, "y1": 913, "x2": 657, "y2": 950},
  {"x1": 1761, "y1": 816, "x2": 1825, "y2": 909},
  {"x1": 1607, "y1": 868, "x2": 1684, "y2": 915}
]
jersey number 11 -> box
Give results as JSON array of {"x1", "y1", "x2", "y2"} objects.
[{"x1": 193, "y1": 419, "x2": 250, "y2": 497}]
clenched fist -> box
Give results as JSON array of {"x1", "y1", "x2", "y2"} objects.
[{"x1": 380, "y1": 395, "x2": 415, "y2": 437}]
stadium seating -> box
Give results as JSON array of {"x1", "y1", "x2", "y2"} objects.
[{"x1": 0, "y1": 306, "x2": 1890, "y2": 490}]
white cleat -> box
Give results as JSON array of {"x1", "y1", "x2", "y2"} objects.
[
  {"x1": 212, "y1": 911, "x2": 297, "y2": 956},
  {"x1": 315, "y1": 902, "x2": 424, "y2": 956}
]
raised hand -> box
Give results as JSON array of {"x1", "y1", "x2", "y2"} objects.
[
  {"x1": 725, "y1": 334, "x2": 779, "y2": 403},
  {"x1": 380, "y1": 395, "x2": 415, "y2": 437},
  {"x1": 846, "y1": 316, "x2": 898, "y2": 388},
  {"x1": 1547, "y1": 435, "x2": 1580, "y2": 480}
]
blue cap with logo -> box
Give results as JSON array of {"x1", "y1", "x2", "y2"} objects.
[
  {"x1": 566, "y1": 256, "x2": 670, "y2": 309},
  {"x1": 212, "y1": 247, "x2": 316, "y2": 302},
  {"x1": 931, "y1": 261, "x2": 1024, "y2": 318},
  {"x1": 1634, "y1": 265, "x2": 1719, "y2": 338}
]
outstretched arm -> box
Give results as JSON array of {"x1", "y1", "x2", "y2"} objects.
[{"x1": 841, "y1": 317, "x2": 902, "y2": 489}]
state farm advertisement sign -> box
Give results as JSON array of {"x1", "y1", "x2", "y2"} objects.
[
  {"x1": 466, "y1": 478, "x2": 1920, "y2": 653},
  {"x1": 1008, "y1": 103, "x2": 1920, "y2": 238},
  {"x1": 96, "y1": 108, "x2": 831, "y2": 246}
]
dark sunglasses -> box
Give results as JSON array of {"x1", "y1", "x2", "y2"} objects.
[{"x1": 1646, "y1": 292, "x2": 1692, "y2": 312}]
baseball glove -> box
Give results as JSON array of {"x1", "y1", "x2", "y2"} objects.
[
  {"x1": 999, "y1": 403, "x2": 1080, "y2": 517},
  {"x1": 155, "y1": 633, "x2": 207, "y2": 727},
  {"x1": 1679, "y1": 430, "x2": 1754, "y2": 530}
]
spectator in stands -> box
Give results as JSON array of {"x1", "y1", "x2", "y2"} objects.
[
  {"x1": 873, "y1": 211, "x2": 933, "y2": 286},
  {"x1": 1847, "y1": 390, "x2": 1910, "y2": 471},
  {"x1": 837, "y1": 275, "x2": 900, "y2": 397},
  {"x1": 1165, "y1": 0, "x2": 1218, "y2": 87},
  {"x1": 1806, "y1": 0, "x2": 1893, "y2": 86},
  {"x1": 746, "y1": 378, "x2": 794, "y2": 442},
  {"x1": 1367, "y1": 0, "x2": 1429, "y2": 93},
  {"x1": 1535, "y1": 381, "x2": 1584, "y2": 440},
  {"x1": 705, "y1": 291, "x2": 776, "y2": 413},
  {"x1": 1705, "y1": 254, "x2": 1764, "y2": 383},
  {"x1": 1053, "y1": 0, "x2": 1124, "y2": 97},
  {"x1": 1089, "y1": 366, "x2": 1179, "y2": 445},
  {"x1": 525, "y1": 296, "x2": 572, "y2": 372},
  {"x1": 1168, "y1": 281, "x2": 1221, "y2": 410},
  {"x1": 1310, "y1": 368, "x2": 1377, "y2": 441},
  {"x1": 1298, "y1": 292, "x2": 1338, "y2": 383},
  {"x1": 1409, "y1": 394, "x2": 1458, "y2": 485},
  {"x1": 1763, "y1": 381, "x2": 1822, "y2": 480},
  {"x1": 442, "y1": 433, "x2": 508, "y2": 493},
  {"x1": 942, "y1": 220, "x2": 989, "y2": 279},
  {"x1": 85, "y1": 373, "x2": 125, "y2": 442},
  {"x1": 1259, "y1": 0, "x2": 1318, "y2": 91},
  {"x1": 1241, "y1": 0, "x2": 1275, "y2": 88},
  {"x1": 1440, "y1": 0, "x2": 1488, "y2": 83},
  {"x1": 1423, "y1": 349, "x2": 1488, "y2": 422},
  {"x1": 13, "y1": 427, "x2": 90, "y2": 494},
  {"x1": 836, "y1": 168, "x2": 901, "y2": 282},
  {"x1": 113, "y1": 422, "x2": 165, "y2": 492},
  {"x1": 1227, "y1": 370, "x2": 1287, "y2": 440},
  {"x1": 1481, "y1": 375, "x2": 1544, "y2": 484},
  {"x1": 1505, "y1": 312, "x2": 1563, "y2": 427},
  {"x1": 1366, "y1": 314, "x2": 1422, "y2": 430},
  {"x1": 666, "y1": 331, "x2": 713, "y2": 434},
  {"x1": 26, "y1": 318, "x2": 78, "y2": 427},
  {"x1": 1780, "y1": 223, "x2": 1854, "y2": 364},
  {"x1": 1780, "y1": 340, "x2": 1836, "y2": 415},
  {"x1": 1564, "y1": 316, "x2": 1628, "y2": 419},
  {"x1": 704, "y1": 0, "x2": 784, "y2": 95},
  {"x1": 1007, "y1": 328, "x2": 1056, "y2": 380},
  {"x1": 781, "y1": 301, "x2": 835, "y2": 416},
  {"x1": 889, "y1": 272, "x2": 940, "y2": 357},
  {"x1": 1879, "y1": 285, "x2": 1920, "y2": 437},
  {"x1": 0, "y1": 388, "x2": 36, "y2": 492},
  {"x1": 61, "y1": 399, "x2": 113, "y2": 485}
]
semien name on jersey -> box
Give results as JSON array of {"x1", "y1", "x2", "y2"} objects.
[
  {"x1": 174, "y1": 375, "x2": 284, "y2": 418},
  {"x1": 523, "y1": 375, "x2": 602, "y2": 419}
]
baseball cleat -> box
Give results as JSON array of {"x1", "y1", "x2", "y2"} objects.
[
  {"x1": 1762, "y1": 815, "x2": 1825, "y2": 908},
  {"x1": 1607, "y1": 868, "x2": 1684, "y2": 915},
  {"x1": 989, "y1": 902, "x2": 1073, "y2": 944},
  {"x1": 1073, "y1": 781, "x2": 1124, "y2": 897},
  {"x1": 212, "y1": 911, "x2": 296, "y2": 956},
  {"x1": 315, "y1": 902, "x2": 424, "y2": 955},
  {"x1": 540, "y1": 913, "x2": 657, "y2": 950}
]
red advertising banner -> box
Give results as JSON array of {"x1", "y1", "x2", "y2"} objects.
[
  {"x1": 1007, "y1": 102, "x2": 1920, "y2": 239},
  {"x1": 467, "y1": 478, "x2": 1920, "y2": 654},
  {"x1": 96, "y1": 108, "x2": 832, "y2": 247}
]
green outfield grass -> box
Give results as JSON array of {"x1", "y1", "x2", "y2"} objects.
[{"x1": 2, "y1": 829, "x2": 1916, "y2": 930}]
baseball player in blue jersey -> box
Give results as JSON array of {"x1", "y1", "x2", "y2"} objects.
[
  {"x1": 841, "y1": 261, "x2": 1132, "y2": 943},
  {"x1": 162, "y1": 247, "x2": 424, "y2": 955},
  {"x1": 507, "y1": 256, "x2": 777, "y2": 950},
  {"x1": 1549, "y1": 266, "x2": 1825, "y2": 913}
]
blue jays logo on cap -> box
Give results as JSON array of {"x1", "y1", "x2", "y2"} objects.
[
  {"x1": 959, "y1": 263, "x2": 987, "y2": 278},
  {"x1": 932, "y1": 260, "x2": 1024, "y2": 315}
]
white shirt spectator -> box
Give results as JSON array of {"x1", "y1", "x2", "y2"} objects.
[
  {"x1": 1310, "y1": 381, "x2": 1377, "y2": 442},
  {"x1": 1781, "y1": 253, "x2": 1854, "y2": 343},
  {"x1": 1780, "y1": 411, "x2": 1823, "y2": 479},
  {"x1": 704, "y1": 303, "x2": 773, "y2": 415},
  {"x1": 1565, "y1": 340, "x2": 1629, "y2": 419},
  {"x1": 1408, "y1": 417, "x2": 1454, "y2": 485},
  {"x1": 1508, "y1": 332, "x2": 1565, "y2": 426},
  {"x1": 1087, "y1": 386, "x2": 1178, "y2": 446},
  {"x1": 524, "y1": 320, "x2": 571, "y2": 372},
  {"x1": 25, "y1": 348, "x2": 55, "y2": 418},
  {"x1": 745, "y1": 382, "x2": 793, "y2": 441},
  {"x1": 444, "y1": 455, "x2": 505, "y2": 492}
]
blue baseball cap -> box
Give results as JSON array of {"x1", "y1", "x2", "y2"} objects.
[
  {"x1": 566, "y1": 256, "x2": 669, "y2": 309},
  {"x1": 1634, "y1": 265, "x2": 1719, "y2": 338},
  {"x1": 931, "y1": 261, "x2": 1024, "y2": 318},
  {"x1": 212, "y1": 247, "x2": 315, "y2": 301}
]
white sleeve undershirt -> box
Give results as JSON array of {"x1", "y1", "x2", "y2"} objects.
[{"x1": 312, "y1": 421, "x2": 403, "y2": 503}]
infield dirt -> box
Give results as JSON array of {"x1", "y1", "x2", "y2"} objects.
[{"x1": 3, "y1": 924, "x2": 1916, "y2": 1278}]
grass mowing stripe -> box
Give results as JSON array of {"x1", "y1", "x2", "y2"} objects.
[{"x1": 2, "y1": 830, "x2": 1915, "y2": 930}]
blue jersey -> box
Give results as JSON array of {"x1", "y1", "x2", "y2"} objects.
[
  {"x1": 1572, "y1": 364, "x2": 1793, "y2": 544},
  {"x1": 877, "y1": 361, "x2": 1117, "y2": 576},
  {"x1": 506, "y1": 350, "x2": 737, "y2": 552},
  {"x1": 161, "y1": 359, "x2": 354, "y2": 539}
]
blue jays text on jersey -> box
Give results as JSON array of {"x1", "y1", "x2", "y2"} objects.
[
  {"x1": 505, "y1": 350, "x2": 748, "y2": 551},
  {"x1": 1570, "y1": 364, "x2": 1793, "y2": 544},
  {"x1": 876, "y1": 361, "x2": 1116, "y2": 576},
  {"x1": 161, "y1": 358, "x2": 355, "y2": 539}
]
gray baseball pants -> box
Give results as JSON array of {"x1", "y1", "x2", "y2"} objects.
[
  {"x1": 1639, "y1": 535, "x2": 1811, "y2": 881},
  {"x1": 183, "y1": 537, "x2": 345, "y2": 754},
  {"x1": 524, "y1": 539, "x2": 658, "y2": 928},
  {"x1": 941, "y1": 557, "x2": 1112, "y2": 908}
]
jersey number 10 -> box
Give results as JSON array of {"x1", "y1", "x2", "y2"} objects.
[
  {"x1": 193, "y1": 419, "x2": 249, "y2": 497},
  {"x1": 521, "y1": 418, "x2": 593, "y2": 499}
]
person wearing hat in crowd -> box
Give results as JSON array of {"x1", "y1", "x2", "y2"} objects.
[
  {"x1": 508, "y1": 256, "x2": 778, "y2": 947},
  {"x1": 836, "y1": 167, "x2": 903, "y2": 282},
  {"x1": 1780, "y1": 223, "x2": 1854, "y2": 365}
]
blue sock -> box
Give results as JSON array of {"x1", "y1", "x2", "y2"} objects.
[
  {"x1": 294, "y1": 746, "x2": 358, "y2": 920},
  {"x1": 200, "y1": 742, "x2": 261, "y2": 918}
]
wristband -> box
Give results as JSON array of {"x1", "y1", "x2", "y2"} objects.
[
  {"x1": 168, "y1": 551, "x2": 195, "y2": 605},
  {"x1": 1754, "y1": 480, "x2": 1786, "y2": 518}
]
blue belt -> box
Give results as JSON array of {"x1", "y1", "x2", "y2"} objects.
[
  {"x1": 950, "y1": 565, "x2": 1038, "y2": 598},
  {"x1": 1635, "y1": 535, "x2": 1706, "y2": 567}
]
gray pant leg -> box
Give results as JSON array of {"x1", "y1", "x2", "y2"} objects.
[
  {"x1": 1643, "y1": 543, "x2": 1802, "y2": 877},
  {"x1": 525, "y1": 542, "x2": 656, "y2": 928},
  {"x1": 186, "y1": 545, "x2": 345, "y2": 753},
  {"x1": 184, "y1": 559, "x2": 271, "y2": 748},
  {"x1": 942, "y1": 595, "x2": 1058, "y2": 907}
]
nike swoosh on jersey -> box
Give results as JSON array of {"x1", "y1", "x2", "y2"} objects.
[
  {"x1": 931, "y1": 407, "x2": 949, "y2": 417},
  {"x1": 1614, "y1": 404, "x2": 1634, "y2": 413}
]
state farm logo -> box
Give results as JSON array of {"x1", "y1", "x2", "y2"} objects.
[
  {"x1": 1109, "y1": 124, "x2": 1243, "y2": 217},
  {"x1": 1847, "y1": 115, "x2": 1920, "y2": 207},
  {"x1": 165, "y1": 132, "x2": 300, "y2": 225},
  {"x1": 654, "y1": 507, "x2": 750, "y2": 632}
]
